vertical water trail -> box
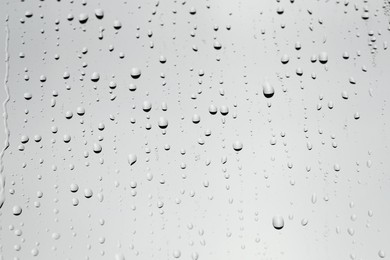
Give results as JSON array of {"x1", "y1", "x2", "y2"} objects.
[{"x1": 0, "y1": 15, "x2": 10, "y2": 208}]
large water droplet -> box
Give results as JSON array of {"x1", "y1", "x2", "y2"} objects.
[
  {"x1": 272, "y1": 215, "x2": 284, "y2": 230},
  {"x1": 262, "y1": 81, "x2": 275, "y2": 98}
]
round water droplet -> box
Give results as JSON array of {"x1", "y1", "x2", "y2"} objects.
[
  {"x1": 84, "y1": 188, "x2": 93, "y2": 198},
  {"x1": 63, "y1": 71, "x2": 70, "y2": 79},
  {"x1": 113, "y1": 20, "x2": 122, "y2": 30},
  {"x1": 281, "y1": 54, "x2": 289, "y2": 64},
  {"x1": 78, "y1": 13, "x2": 89, "y2": 24},
  {"x1": 31, "y1": 248, "x2": 39, "y2": 257},
  {"x1": 34, "y1": 135, "x2": 42, "y2": 142},
  {"x1": 158, "y1": 117, "x2": 168, "y2": 129},
  {"x1": 263, "y1": 81, "x2": 275, "y2": 98},
  {"x1": 63, "y1": 134, "x2": 71, "y2": 143},
  {"x1": 39, "y1": 75, "x2": 47, "y2": 82},
  {"x1": 319, "y1": 52, "x2": 328, "y2": 64},
  {"x1": 209, "y1": 104, "x2": 218, "y2": 115},
  {"x1": 13, "y1": 205, "x2": 22, "y2": 216},
  {"x1": 213, "y1": 41, "x2": 222, "y2": 50},
  {"x1": 129, "y1": 83, "x2": 137, "y2": 91},
  {"x1": 24, "y1": 92, "x2": 32, "y2": 100},
  {"x1": 91, "y1": 72, "x2": 100, "y2": 82},
  {"x1": 159, "y1": 55, "x2": 167, "y2": 63},
  {"x1": 72, "y1": 198, "x2": 79, "y2": 206},
  {"x1": 130, "y1": 68, "x2": 141, "y2": 79},
  {"x1": 142, "y1": 101, "x2": 152, "y2": 112},
  {"x1": 189, "y1": 7, "x2": 197, "y2": 15},
  {"x1": 173, "y1": 250, "x2": 181, "y2": 258},
  {"x1": 65, "y1": 111, "x2": 73, "y2": 119},
  {"x1": 109, "y1": 81, "x2": 117, "y2": 89},
  {"x1": 232, "y1": 141, "x2": 243, "y2": 151},
  {"x1": 192, "y1": 114, "x2": 201, "y2": 124},
  {"x1": 272, "y1": 215, "x2": 284, "y2": 230},
  {"x1": 52, "y1": 232, "x2": 61, "y2": 240},
  {"x1": 276, "y1": 6, "x2": 284, "y2": 14},
  {"x1": 95, "y1": 9, "x2": 104, "y2": 19},
  {"x1": 20, "y1": 135, "x2": 29, "y2": 144},
  {"x1": 76, "y1": 107, "x2": 85, "y2": 116},
  {"x1": 341, "y1": 91, "x2": 349, "y2": 99},
  {"x1": 25, "y1": 10, "x2": 33, "y2": 18},
  {"x1": 93, "y1": 143, "x2": 102, "y2": 153},
  {"x1": 98, "y1": 123, "x2": 105, "y2": 131},
  {"x1": 220, "y1": 105, "x2": 229, "y2": 116},
  {"x1": 70, "y1": 183, "x2": 79, "y2": 193},
  {"x1": 157, "y1": 201, "x2": 164, "y2": 208}
]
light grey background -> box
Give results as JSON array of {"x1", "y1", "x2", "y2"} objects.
[{"x1": 0, "y1": 0, "x2": 389, "y2": 259}]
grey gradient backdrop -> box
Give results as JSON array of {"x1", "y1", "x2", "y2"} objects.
[{"x1": 0, "y1": 0, "x2": 389, "y2": 259}]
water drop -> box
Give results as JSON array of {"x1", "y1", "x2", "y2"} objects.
[
  {"x1": 12, "y1": 205, "x2": 22, "y2": 216},
  {"x1": 95, "y1": 9, "x2": 104, "y2": 19},
  {"x1": 84, "y1": 188, "x2": 93, "y2": 198},
  {"x1": 263, "y1": 81, "x2": 275, "y2": 98},
  {"x1": 128, "y1": 154, "x2": 137, "y2": 166},
  {"x1": 78, "y1": 13, "x2": 89, "y2": 24},
  {"x1": 319, "y1": 52, "x2": 328, "y2": 64},
  {"x1": 272, "y1": 215, "x2": 284, "y2": 230},
  {"x1": 130, "y1": 68, "x2": 141, "y2": 79},
  {"x1": 158, "y1": 117, "x2": 168, "y2": 129},
  {"x1": 93, "y1": 143, "x2": 102, "y2": 153},
  {"x1": 233, "y1": 141, "x2": 243, "y2": 151}
]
